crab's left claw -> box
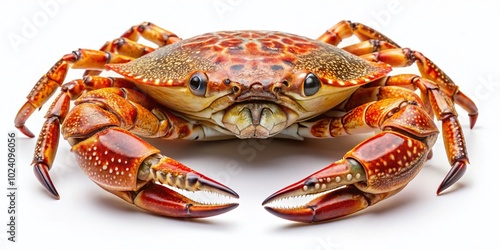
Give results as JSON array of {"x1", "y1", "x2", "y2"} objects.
[
  {"x1": 263, "y1": 131, "x2": 431, "y2": 223},
  {"x1": 263, "y1": 158, "x2": 402, "y2": 223}
]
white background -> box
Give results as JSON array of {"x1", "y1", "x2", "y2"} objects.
[{"x1": 1, "y1": 0, "x2": 499, "y2": 249}]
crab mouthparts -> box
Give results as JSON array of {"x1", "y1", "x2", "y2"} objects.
[{"x1": 221, "y1": 102, "x2": 297, "y2": 139}]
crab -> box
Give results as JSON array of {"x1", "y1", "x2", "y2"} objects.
[{"x1": 15, "y1": 20, "x2": 477, "y2": 223}]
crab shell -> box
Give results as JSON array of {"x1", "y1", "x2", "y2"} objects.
[{"x1": 109, "y1": 31, "x2": 391, "y2": 138}]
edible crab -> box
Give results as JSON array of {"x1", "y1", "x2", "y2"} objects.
[{"x1": 15, "y1": 20, "x2": 477, "y2": 223}]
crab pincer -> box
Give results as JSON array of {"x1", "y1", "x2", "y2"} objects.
[
  {"x1": 35, "y1": 126, "x2": 239, "y2": 218},
  {"x1": 262, "y1": 158, "x2": 402, "y2": 223},
  {"x1": 263, "y1": 130, "x2": 434, "y2": 223},
  {"x1": 72, "y1": 128, "x2": 240, "y2": 218},
  {"x1": 131, "y1": 156, "x2": 239, "y2": 218}
]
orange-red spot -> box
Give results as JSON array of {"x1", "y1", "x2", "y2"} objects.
[
  {"x1": 219, "y1": 38, "x2": 243, "y2": 49},
  {"x1": 281, "y1": 38, "x2": 294, "y2": 45}
]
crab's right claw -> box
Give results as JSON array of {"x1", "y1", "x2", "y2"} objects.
[
  {"x1": 134, "y1": 154, "x2": 239, "y2": 218},
  {"x1": 97, "y1": 154, "x2": 240, "y2": 218},
  {"x1": 127, "y1": 157, "x2": 239, "y2": 218}
]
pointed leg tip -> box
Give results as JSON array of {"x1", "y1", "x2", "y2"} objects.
[
  {"x1": 16, "y1": 125, "x2": 35, "y2": 138},
  {"x1": 437, "y1": 162, "x2": 467, "y2": 195},
  {"x1": 469, "y1": 113, "x2": 478, "y2": 129},
  {"x1": 33, "y1": 163, "x2": 59, "y2": 199}
]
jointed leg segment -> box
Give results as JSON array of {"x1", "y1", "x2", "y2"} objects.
[{"x1": 318, "y1": 20, "x2": 478, "y2": 128}]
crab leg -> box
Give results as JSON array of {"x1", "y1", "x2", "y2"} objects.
[
  {"x1": 16, "y1": 22, "x2": 181, "y2": 137},
  {"x1": 85, "y1": 22, "x2": 181, "y2": 75},
  {"x1": 27, "y1": 75, "x2": 141, "y2": 198},
  {"x1": 318, "y1": 20, "x2": 478, "y2": 128},
  {"x1": 364, "y1": 49, "x2": 478, "y2": 128},
  {"x1": 100, "y1": 22, "x2": 181, "y2": 50},
  {"x1": 31, "y1": 91, "x2": 71, "y2": 198},
  {"x1": 15, "y1": 50, "x2": 133, "y2": 138},
  {"x1": 264, "y1": 98, "x2": 440, "y2": 222},
  {"x1": 318, "y1": 20, "x2": 401, "y2": 47},
  {"x1": 17, "y1": 51, "x2": 136, "y2": 196},
  {"x1": 341, "y1": 40, "x2": 399, "y2": 56}
]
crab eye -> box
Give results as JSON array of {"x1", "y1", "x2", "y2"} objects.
[
  {"x1": 188, "y1": 72, "x2": 208, "y2": 96},
  {"x1": 303, "y1": 73, "x2": 321, "y2": 96}
]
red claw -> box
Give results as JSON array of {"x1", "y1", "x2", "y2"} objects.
[
  {"x1": 262, "y1": 159, "x2": 383, "y2": 223},
  {"x1": 263, "y1": 131, "x2": 431, "y2": 223},
  {"x1": 71, "y1": 128, "x2": 239, "y2": 219},
  {"x1": 264, "y1": 186, "x2": 372, "y2": 223}
]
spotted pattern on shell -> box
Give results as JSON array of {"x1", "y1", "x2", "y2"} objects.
[
  {"x1": 109, "y1": 30, "x2": 391, "y2": 87},
  {"x1": 348, "y1": 131, "x2": 428, "y2": 193},
  {"x1": 72, "y1": 128, "x2": 159, "y2": 191}
]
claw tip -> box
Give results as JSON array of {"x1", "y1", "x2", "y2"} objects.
[
  {"x1": 33, "y1": 163, "x2": 60, "y2": 199},
  {"x1": 469, "y1": 113, "x2": 478, "y2": 129},
  {"x1": 197, "y1": 177, "x2": 239, "y2": 199},
  {"x1": 437, "y1": 162, "x2": 466, "y2": 195},
  {"x1": 17, "y1": 125, "x2": 35, "y2": 138}
]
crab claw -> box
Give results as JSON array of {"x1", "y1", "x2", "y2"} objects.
[
  {"x1": 263, "y1": 159, "x2": 399, "y2": 223},
  {"x1": 131, "y1": 155, "x2": 240, "y2": 218},
  {"x1": 71, "y1": 127, "x2": 238, "y2": 218},
  {"x1": 93, "y1": 154, "x2": 240, "y2": 218}
]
